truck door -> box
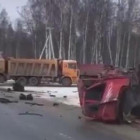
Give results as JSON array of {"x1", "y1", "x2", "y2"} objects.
[
  {"x1": 67, "y1": 62, "x2": 77, "y2": 77},
  {"x1": 58, "y1": 60, "x2": 62, "y2": 76},
  {"x1": 62, "y1": 62, "x2": 77, "y2": 78},
  {"x1": 82, "y1": 83, "x2": 106, "y2": 118}
]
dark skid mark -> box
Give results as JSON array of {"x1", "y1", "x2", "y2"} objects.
[
  {"x1": 35, "y1": 95, "x2": 41, "y2": 98},
  {"x1": 19, "y1": 111, "x2": 43, "y2": 117},
  {"x1": 25, "y1": 102, "x2": 44, "y2": 106},
  {"x1": 4, "y1": 95, "x2": 14, "y2": 98},
  {"x1": 73, "y1": 91, "x2": 78, "y2": 93},
  {"x1": 0, "y1": 98, "x2": 18, "y2": 104},
  {"x1": 50, "y1": 95, "x2": 56, "y2": 97}
]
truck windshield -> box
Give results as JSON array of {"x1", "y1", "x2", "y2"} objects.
[{"x1": 68, "y1": 63, "x2": 77, "y2": 69}]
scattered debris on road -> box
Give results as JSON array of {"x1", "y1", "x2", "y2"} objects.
[
  {"x1": 27, "y1": 94, "x2": 33, "y2": 100},
  {"x1": 7, "y1": 88, "x2": 12, "y2": 92},
  {"x1": 19, "y1": 94, "x2": 26, "y2": 100},
  {"x1": 0, "y1": 98, "x2": 18, "y2": 104},
  {"x1": 19, "y1": 94, "x2": 33, "y2": 100},
  {"x1": 50, "y1": 95, "x2": 56, "y2": 98},
  {"x1": 35, "y1": 95, "x2": 41, "y2": 98},
  {"x1": 53, "y1": 102, "x2": 59, "y2": 106},
  {"x1": 78, "y1": 116, "x2": 82, "y2": 120},
  {"x1": 63, "y1": 96, "x2": 67, "y2": 99},
  {"x1": 47, "y1": 91, "x2": 52, "y2": 94},
  {"x1": 13, "y1": 82, "x2": 24, "y2": 92}
]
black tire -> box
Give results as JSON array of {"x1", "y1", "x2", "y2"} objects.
[
  {"x1": 117, "y1": 91, "x2": 127, "y2": 123},
  {"x1": 117, "y1": 86, "x2": 140, "y2": 123},
  {"x1": 29, "y1": 77, "x2": 39, "y2": 86},
  {"x1": 16, "y1": 77, "x2": 27, "y2": 86},
  {"x1": 61, "y1": 77, "x2": 72, "y2": 87},
  {"x1": 0, "y1": 75, "x2": 5, "y2": 83}
]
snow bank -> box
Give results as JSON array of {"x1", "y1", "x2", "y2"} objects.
[
  {"x1": 0, "y1": 84, "x2": 80, "y2": 106},
  {"x1": 25, "y1": 86, "x2": 80, "y2": 107}
]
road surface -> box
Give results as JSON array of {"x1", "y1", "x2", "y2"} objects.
[{"x1": 0, "y1": 90, "x2": 140, "y2": 140}]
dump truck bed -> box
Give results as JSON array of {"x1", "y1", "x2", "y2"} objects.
[{"x1": 7, "y1": 58, "x2": 58, "y2": 77}]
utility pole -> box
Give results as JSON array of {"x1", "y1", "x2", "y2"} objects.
[{"x1": 39, "y1": 27, "x2": 55, "y2": 59}]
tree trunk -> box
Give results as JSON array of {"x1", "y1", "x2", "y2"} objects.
[
  {"x1": 50, "y1": 30, "x2": 55, "y2": 59},
  {"x1": 115, "y1": 25, "x2": 121, "y2": 67},
  {"x1": 68, "y1": 6, "x2": 73, "y2": 60},
  {"x1": 16, "y1": 42, "x2": 19, "y2": 58},
  {"x1": 34, "y1": 34, "x2": 37, "y2": 58},
  {"x1": 125, "y1": 31, "x2": 131, "y2": 69},
  {"x1": 98, "y1": 33, "x2": 103, "y2": 64},
  {"x1": 107, "y1": 26, "x2": 113, "y2": 65},
  {"x1": 59, "y1": 30, "x2": 63, "y2": 59},
  {"x1": 91, "y1": 36, "x2": 98, "y2": 63},
  {"x1": 115, "y1": 0, "x2": 122, "y2": 67},
  {"x1": 134, "y1": 40, "x2": 138, "y2": 67},
  {"x1": 59, "y1": 11, "x2": 63, "y2": 59},
  {"x1": 91, "y1": 27, "x2": 99, "y2": 63},
  {"x1": 82, "y1": 10, "x2": 89, "y2": 64},
  {"x1": 120, "y1": 33, "x2": 126, "y2": 67}
]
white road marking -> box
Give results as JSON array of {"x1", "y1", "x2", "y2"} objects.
[{"x1": 59, "y1": 132, "x2": 74, "y2": 140}]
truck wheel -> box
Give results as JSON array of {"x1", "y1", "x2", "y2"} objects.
[
  {"x1": 62, "y1": 77, "x2": 72, "y2": 87},
  {"x1": 117, "y1": 91, "x2": 126, "y2": 123},
  {"x1": 29, "y1": 77, "x2": 39, "y2": 86},
  {"x1": 117, "y1": 87, "x2": 137, "y2": 124},
  {"x1": 16, "y1": 77, "x2": 27, "y2": 86},
  {"x1": 0, "y1": 75, "x2": 5, "y2": 83}
]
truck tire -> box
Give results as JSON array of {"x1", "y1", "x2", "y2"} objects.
[
  {"x1": 117, "y1": 90, "x2": 127, "y2": 123},
  {"x1": 16, "y1": 77, "x2": 27, "y2": 86},
  {"x1": 117, "y1": 86, "x2": 140, "y2": 123},
  {"x1": 29, "y1": 77, "x2": 39, "y2": 86},
  {"x1": 0, "y1": 75, "x2": 5, "y2": 83},
  {"x1": 61, "y1": 77, "x2": 72, "y2": 87}
]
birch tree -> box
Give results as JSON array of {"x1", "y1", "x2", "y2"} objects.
[
  {"x1": 12, "y1": 0, "x2": 140, "y2": 69},
  {"x1": 125, "y1": 0, "x2": 136, "y2": 68}
]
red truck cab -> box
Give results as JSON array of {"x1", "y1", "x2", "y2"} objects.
[{"x1": 78, "y1": 64, "x2": 132, "y2": 122}]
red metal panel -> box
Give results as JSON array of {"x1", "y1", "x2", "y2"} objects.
[
  {"x1": 78, "y1": 76, "x2": 130, "y2": 122},
  {"x1": 101, "y1": 78, "x2": 130, "y2": 103},
  {"x1": 79, "y1": 64, "x2": 106, "y2": 76},
  {"x1": 98, "y1": 102, "x2": 118, "y2": 121}
]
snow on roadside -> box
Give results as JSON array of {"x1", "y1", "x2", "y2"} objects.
[
  {"x1": 0, "y1": 81, "x2": 80, "y2": 107},
  {"x1": 25, "y1": 86, "x2": 80, "y2": 107}
]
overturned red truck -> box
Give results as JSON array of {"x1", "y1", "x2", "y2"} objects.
[{"x1": 78, "y1": 64, "x2": 140, "y2": 123}]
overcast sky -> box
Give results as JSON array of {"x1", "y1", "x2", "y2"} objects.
[{"x1": 0, "y1": 0, "x2": 27, "y2": 22}]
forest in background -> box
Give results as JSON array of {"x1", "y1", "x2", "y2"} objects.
[{"x1": 0, "y1": 0, "x2": 140, "y2": 69}]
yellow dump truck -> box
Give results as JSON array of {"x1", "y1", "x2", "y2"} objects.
[{"x1": 0, "y1": 58, "x2": 78, "y2": 86}]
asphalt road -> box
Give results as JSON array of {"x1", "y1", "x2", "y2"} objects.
[{"x1": 0, "y1": 95, "x2": 140, "y2": 140}]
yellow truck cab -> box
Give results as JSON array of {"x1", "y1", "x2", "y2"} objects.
[{"x1": 61, "y1": 60, "x2": 78, "y2": 86}]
